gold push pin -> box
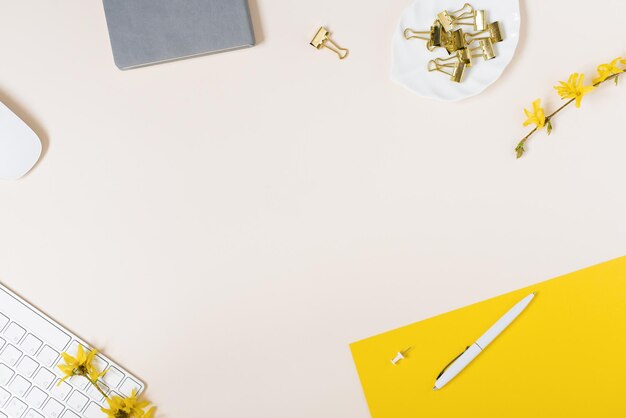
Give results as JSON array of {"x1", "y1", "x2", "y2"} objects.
[
  {"x1": 464, "y1": 21, "x2": 503, "y2": 44},
  {"x1": 437, "y1": 3, "x2": 475, "y2": 31},
  {"x1": 469, "y1": 38, "x2": 496, "y2": 60},
  {"x1": 310, "y1": 27, "x2": 349, "y2": 60},
  {"x1": 428, "y1": 58, "x2": 466, "y2": 83}
]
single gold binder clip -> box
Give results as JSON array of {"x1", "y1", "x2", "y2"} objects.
[
  {"x1": 437, "y1": 3, "x2": 475, "y2": 31},
  {"x1": 469, "y1": 38, "x2": 496, "y2": 61},
  {"x1": 310, "y1": 27, "x2": 349, "y2": 60},
  {"x1": 464, "y1": 21, "x2": 503, "y2": 44},
  {"x1": 455, "y1": 48, "x2": 472, "y2": 66},
  {"x1": 428, "y1": 57, "x2": 466, "y2": 83},
  {"x1": 441, "y1": 28, "x2": 464, "y2": 54},
  {"x1": 451, "y1": 9, "x2": 487, "y2": 31},
  {"x1": 432, "y1": 52, "x2": 471, "y2": 68},
  {"x1": 404, "y1": 21, "x2": 443, "y2": 50}
]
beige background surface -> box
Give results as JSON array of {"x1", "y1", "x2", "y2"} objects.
[{"x1": 1, "y1": 1, "x2": 625, "y2": 417}]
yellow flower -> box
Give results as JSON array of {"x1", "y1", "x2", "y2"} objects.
[
  {"x1": 554, "y1": 73, "x2": 595, "y2": 108},
  {"x1": 593, "y1": 57, "x2": 624, "y2": 84},
  {"x1": 522, "y1": 99, "x2": 546, "y2": 129},
  {"x1": 101, "y1": 390, "x2": 155, "y2": 418},
  {"x1": 58, "y1": 345, "x2": 104, "y2": 383}
]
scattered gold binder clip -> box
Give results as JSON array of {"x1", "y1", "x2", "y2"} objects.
[
  {"x1": 428, "y1": 58, "x2": 466, "y2": 83},
  {"x1": 402, "y1": 3, "x2": 504, "y2": 83},
  {"x1": 441, "y1": 28, "x2": 465, "y2": 53},
  {"x1": 469, "y1": 38, "x2": 496, "y2": 61},
  {"x1": 437, "y1": 3, "x2": 475, "y2": 31},
  {"x1": 455, "y1": 48, "x2": 472, "y2": 66},
  {"x1": 310, "y1": 27, "x2": 349, "y2": 60},
  {"x1": 464, "y1": 21, "x2": 503, "y2": 44},
  {"x1": 452, "y1": 9, "x2": 487, "y2": 31},
  {"x1": 404, "y1": 21, "x2": 443, "y2": 50}
]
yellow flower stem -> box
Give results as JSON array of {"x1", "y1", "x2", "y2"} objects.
[
  {"x1": 515, "y1": 70, "x2": 625, "y2": 157},
  {"x1": 85, "y1": 376, "x2": 109, "y2": 400}
]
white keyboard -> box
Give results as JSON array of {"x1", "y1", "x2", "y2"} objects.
[{"x1": 0, "y1": 284, "x2": 144, "y2": 418}]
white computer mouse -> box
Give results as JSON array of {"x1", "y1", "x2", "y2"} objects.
[{"x1": 0, "y1": 100, "x2": 42, "y2": 180}]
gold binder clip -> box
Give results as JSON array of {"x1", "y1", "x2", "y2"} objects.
[
  {"x1": 432, "y1": 50, "x2": 471, "y2": 68},
  {"x1": 404, "y1": 21, "x2": 443, "y2": 49},
  {"x1": 441, "y1": 28, "x2": 464, "y2": 54},
  {"x1": 455, "y1": 48, "x2": 472, "y2": 66},
  {"x1": 469, "y1": 38, "x2": 496, "y2": 60},
  {"x1": 452, "y1": 10, "x2": 487, "y2": 31},
  {"x1": 310, "y1": 27, "x2": 349, "y2": 60},
  {"x1": 464, "y1": 21, "x2": 503, "y2": 44},
  {"x1": 428, "y1": 57, "x2": 466, "y2": 83},
  {"x1": 437, "y1": 3, "x2": 475, "y2": 31}
]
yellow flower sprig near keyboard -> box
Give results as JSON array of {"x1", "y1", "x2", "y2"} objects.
[
  {"x1": 58, "y1": 345, "x2": 156, "y2": 418},
  {"x1": 515, "y1": 57, "x2": 626, "y2": 158}
]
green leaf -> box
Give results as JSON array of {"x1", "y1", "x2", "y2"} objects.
[
  {"x1": 515, "y1": 144, "x2": 525, "y2": 159},
  {"x1": 546, "y1": 120, "x2": 552, "y2": 135}
]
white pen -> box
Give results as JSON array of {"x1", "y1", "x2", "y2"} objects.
[{"x1": 433, "y1": 292, "x2": 536, "y2": 390}]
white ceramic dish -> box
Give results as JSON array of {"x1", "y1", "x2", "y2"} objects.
[
  {"x1": 391, "y1": 0, "x2": 520, "y2": 101},
  {"x1": 0, "y1": 101, "x2": 41, "y2": 180}
]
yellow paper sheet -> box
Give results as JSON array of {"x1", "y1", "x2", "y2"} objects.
[{"x1": 350, "y1": 256, "x2": 626, "y2": 417}]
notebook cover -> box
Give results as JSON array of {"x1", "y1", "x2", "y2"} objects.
[
  {"x1": 102, "y1": 0, "x2": 255, "y2": 69},
  {"x1": 350, "y1": 256, "x2": 626, "y2": 417}
]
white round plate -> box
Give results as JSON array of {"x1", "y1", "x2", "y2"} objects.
[{"x1": 391, "y1": 0, "x2": 520, "y2": 101}]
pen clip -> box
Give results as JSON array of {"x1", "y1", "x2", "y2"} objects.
[{"x1": 436, "y1": 346, "x2": 470, "y2": 379}]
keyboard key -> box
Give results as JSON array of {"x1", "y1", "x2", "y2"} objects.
[
  {"x1": 61, "y1": 411, "x2": 80, "y2": 418},
  {"x1": 41, "y1": 398, "x2": 64, "y2": 418},
  {"x1": 24, "y1": 410, "x2": 44, "y2": 418},
  {"x1": 9, "y1": 374, "x2": 31, "y2": 397},
  {"x1": 0, "y1": 412, "x2": 6, "y2": 418},
  {"x1": 101, "y1": 367, "x2": 124, "y2": 388},
  {"x1": 119, "y1": 377, "x2": 141, "y2": 397},
  {"x1": 0, "y1": 288, "x2": 71, "y2": 351},
  {"x1": 4, "y1": 322, "x2": 26, "y2": 344},
  {"x1": 25, "y1": 387, "x2": 48, "y2": 409},
  {"x1": 69, "y1": 375, "x2": 89, "y2": 390},
  {"x1": 20, "y1": 335, "x2": 42, "y2": 356},
  {"x1": 66, "y1": 391, "x2": 88, "y2": 412},
  {"x1": 83, "y1": 402, "x2": 107, "y2": 418},
  {"x1": 0, "y1": 313, "x2": 9, "y2": 331},
  {"x1": 36, "y1": 346, "x2": 59, "y2": 368},
  {"x1": 86, "y1": 381, "x2": 108, "y2": 402},
  {"x1": 16, "y1": 356, "x2": 39, "y2": 378},
  {"x1": 0, "y1": 344, "x2": 22, "y2": 366},
  {"x1": 33, "y1": 368, "x2": 56, "y2": 390},
  {"x1": 6, "y1": 397, "x2": 28, "y2": 417},
  {"x1": 0, "y1": 387, "x2": 10, "y2": 407},
  {"x1": 49, "y1": 380, "x2": 72, "y2": 401},
  {"x1": 0, "y1": 363, "x2": 14, "y2": 385}
]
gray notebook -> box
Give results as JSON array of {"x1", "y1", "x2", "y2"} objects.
[{"x1": 102, "y1": 0, "x2": 256, "y2": 70}]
